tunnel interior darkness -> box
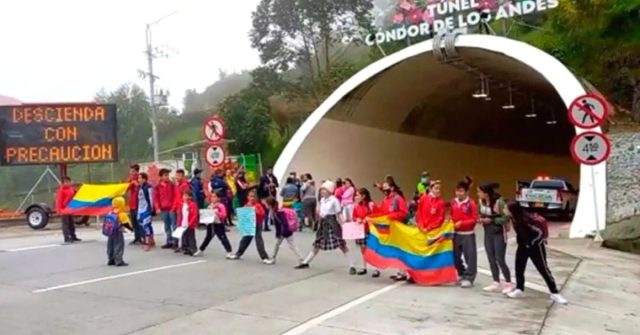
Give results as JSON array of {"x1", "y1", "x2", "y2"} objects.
[{"x1": 327, "y1": 48, "x2": 574, "y2": 156}]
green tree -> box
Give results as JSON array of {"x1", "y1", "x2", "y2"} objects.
[
  {"x1": 219, "y1": 88, "x2": 273, "y2": 155},
  {"x1": 95, "y1": 84, "x2": 153, "y2": 160}
]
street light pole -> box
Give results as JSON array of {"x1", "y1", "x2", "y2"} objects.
[{"x1": 145, "y1": 24, "x2": 160, "y2": 163}]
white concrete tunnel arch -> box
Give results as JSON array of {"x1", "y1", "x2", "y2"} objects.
[{"x1": 274, "y1": 34, "x2": 606, "y2": 239}]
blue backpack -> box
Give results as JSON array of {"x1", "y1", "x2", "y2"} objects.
[{"x1": 102, "y1": 213, "x2": 120, "y2": 237}]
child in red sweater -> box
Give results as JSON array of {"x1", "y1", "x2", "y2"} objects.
[
  {"x1": 353, "y1": 188, "x2": 380, "y2": 277},
  {"x1": 177, "y1": 190, "x2": 199, "y2": 256},
  {"x1": 450, "y1": 177, "x2": 479, "y2": 288},
  {"x1": 416, "y1": 180, "x2": 446, "y2": 233},
  {"x1": 228, "y1": 191, "x2": 273, "y2": 264}
]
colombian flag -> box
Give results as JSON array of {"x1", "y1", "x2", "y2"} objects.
[
  {"x1": 364, "y1": 217, "x2": 458, "y2": 286},
  {"x1": 63, "y1": 183, "x2": 129, "y2": 216}
]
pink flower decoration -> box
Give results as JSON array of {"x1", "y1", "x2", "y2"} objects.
[
  {"x1": 422, "y1": 9, "x2": 434, "y2": 24},
  {"x1": 479, "y1": 0, "x2": 500, "y2": 10},
  {"x1": 407, "y1": 8, "x2": 424, "y2": 25},
  {"x1": 398, "y1": 0, "x2": 414, "y2": 11},
  {"x1": 393, "y1": 12, "x2": 405, "y2": 24}
]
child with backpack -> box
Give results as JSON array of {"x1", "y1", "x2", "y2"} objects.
[
  {"x1": 194, "y1": 191, "x2": 233, "y2": 258},
  {"x1": 103, "y1": 196, "x2": 130, "y2": 267},
  {"x1": 265, "y1": 197, "x2": 304, "y2": 265}
]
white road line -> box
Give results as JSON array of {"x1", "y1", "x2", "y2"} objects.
[
  {"x1": 5, "y1": 244, "x2": 62, "y2": 252},
  {"x1": 281, "y1": 281, "x2": 404, "y2": 335},
  {"x1": 32, "y1": 260, "x2": 206, "y2": 293}
]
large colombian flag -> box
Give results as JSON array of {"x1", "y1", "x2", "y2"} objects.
[
  {"x1": 62, "y1": 183, "x2": 129, "y2": 216},
  {"x1": 364, "y1": 216, "x2": 458, "y2": 286}
]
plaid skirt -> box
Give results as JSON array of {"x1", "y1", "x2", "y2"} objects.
[{"x1": 313, "y1": 215, "x2": 346, "y2": 250}]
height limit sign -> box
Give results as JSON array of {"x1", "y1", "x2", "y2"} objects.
[
  {"x1": 571, "y1": 131, "x2": 611, "y2": 165},
  {"x1": 568, "y1": 94, "x2": 609, "y2": 129}
]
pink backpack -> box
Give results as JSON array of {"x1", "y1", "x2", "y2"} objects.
[{"x1": 280, "y1": 208, "x2": 298, "y2": 232}]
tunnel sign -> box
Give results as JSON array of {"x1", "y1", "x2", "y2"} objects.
[
  {"x1": 202, "y1": 116, "x2": 226, "y2": 143},
  {"x1": 205, "y1": 144, "x2": 226, "y2": 168},
  {"x1": 570, "y1": 131, "x2": 610, "y2": 165},
  {"x1": 568, "y1": 94, "x2": 609, "y2": 129}
]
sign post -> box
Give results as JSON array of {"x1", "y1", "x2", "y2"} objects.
[
  {"x1": 202, "y1": 116, "x2": 226, "y2": 143},
  {"x1": 568, "y1": 93, "x2": 611, "y2": 242},
  {"x1": 205, "y1": 144, "x2": 226, "y2": 168}
]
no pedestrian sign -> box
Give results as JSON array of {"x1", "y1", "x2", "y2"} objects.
[
  {"x1": 568, "y1": 94, "x2": 609, "y2": 129},
  {"x1": 205, "y1": 144, "x2": 226, "y2": 168},
  {"x1": 202, "y1": 116, "x2": 226, "y2": 143},
  {"x1": 570, "y1": 131, "x2": 611, "y2": 165}
]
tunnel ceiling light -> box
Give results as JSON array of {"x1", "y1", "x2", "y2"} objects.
[
  {"x1": 484, "y1": 78, "x2": 492, "y2": 101},
  {"x1": 472, "y1": 74, "x2": 488, "y2": 98},
  {"x1": 547, "y1": 109, "x2": 558, "y2": 125},
  {"x1": 502, "y1": 82, "x2": 515, "y2": 109},
  {"x1": 525, "y1": 97, "x2": 537, "y2": 118}
]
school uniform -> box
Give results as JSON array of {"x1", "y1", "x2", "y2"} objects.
[
  {"x1": 55, "y1": 184, "x2": 77, "y2": 243},
  {"x1": 271, "y1": 207, "x2": 304, "y2": 263},
  {"x1": 513, "y1": 212, "x2": 559, "y2": 294},
  {"x1": 103, "y1": 211, "x2": 127, "y2": 266},
  {"x1": 314, "y1": 195, "x2": 345, "y2": 250},
  {"x1": 199, "y1": 202, "x2": 232, "y2": 253},
  {"x1": 235, "y1": 200, "x2": 270, "y2": 260},
  {"x1": 178, "y1": 199, "x2": 199, "y2": 255},
  {"x1": 353, "y1": 201, "x2": 378, "y2": 247},
  {"x1": 451, "y1": 197, "x2": 479, "y2": 283},
  {"x1": 154, "y1": 180, "x2": 177, "y2": 247},
  {"x1": 137, "y1": 183, "x2": 154, "y2": 239},
  {"x1": 416, "y1": 193, "x2": 446, "y2": 231}
]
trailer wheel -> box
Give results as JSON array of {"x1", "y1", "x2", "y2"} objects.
[{"x1": 26, "y1": 206, "x2": 49, "y2": 230}]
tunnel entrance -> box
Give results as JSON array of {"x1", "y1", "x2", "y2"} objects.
[{"x1": 274, "y1": 34, "x2": 606, "y2": 238}]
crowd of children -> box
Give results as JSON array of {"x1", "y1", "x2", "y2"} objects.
[{"x1": 90, "y1": 165, "x2": 569, "y2": 306}]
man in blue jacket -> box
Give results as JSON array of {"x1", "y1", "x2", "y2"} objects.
[{"x1": 190, "y1": 168, "x2": 205, "y2": 209}]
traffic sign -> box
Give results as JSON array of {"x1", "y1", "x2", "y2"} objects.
[
  {"x1": 568, "y1": 94, "x2": 609, "y2": 129},
  {"x1": 202, "y1": 116, "x2": 226, "y2": 143},
  {"x1": 205, "y1": 144, "x2": 226, "y2": 168},
  {"x1": 570, "y1": 131, "x2": 611, "y2": 165}
]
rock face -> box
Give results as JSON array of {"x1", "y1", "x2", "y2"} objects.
[
  {"x1": 602, "y1": 217, "x2": 640, "y2": 254},
  {"x1": 607, "y1": 133, "x2": 640, "y2": 223}
]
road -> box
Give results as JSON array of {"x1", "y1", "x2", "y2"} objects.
[{"x1": 0, "y1": 221, "x2": 596, "y2": 335}]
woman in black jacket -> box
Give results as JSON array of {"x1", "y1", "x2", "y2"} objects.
[{"x1": 506, "y1": 201, "x2": 568, "y2": 304}]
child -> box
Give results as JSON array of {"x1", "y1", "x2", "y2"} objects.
[
  {"x1": 295, "y1": 180, "x2": 355, "y2": 273},
  {"x1": 265, "y1": 197, "x2": 304, "y2": 265},
  {"x1": 478, "y1": 183, "x2": 512, "y2": 293},
  {"x1": 137, "y1": 173, "x2": 155, "y2": 251},
  {"x1": 506, "y1": 201, "x2": 568, "y2": 305},
  {"x1": 353, "y1": 188, "x2": 380, "y2": 277},
  {"x1": 416, "y1": 180, "x2": 446, "y2": 233},
  {"x1": 103, "y1": 196, "x2": 130, "y2": 267},
  {"x1": 177, "y1": 190, "x2": 198, "y2": 256},
  {"x1": 194, "y1": 191, "x2": 233, "y2": 257},
  {"x1": 451, "y1": 177, "x2": 479, "y2": 288},
  {"x1": 228, "y1": 190, "x2": 273, "y2": 264},
  {"x1": 291, "y1": 196, "x2": 304, "y2": 232},
  {"x1": 377, "y1": 178, "x2": 409, "y2": 281}
]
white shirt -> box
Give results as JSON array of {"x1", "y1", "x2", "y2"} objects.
[
  {"x1": 319, "y1": 195, "x2": 341, "y2": 218},
  {"x1": 181, "y1": 203, "x2": 189, "y2": 228}
]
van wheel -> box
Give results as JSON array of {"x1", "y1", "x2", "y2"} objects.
[
  {"x1": 561, "y1": 203, "x2": 573, "y2": 222},
  {"x1": 26, "y1": 207, "x2": 49, "y2": 230}
]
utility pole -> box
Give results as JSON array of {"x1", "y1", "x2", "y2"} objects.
[
  {"x1": 141, "y1": 10, "x2": 178, "y2": 162},
  {"x1": 145, "y1": 24, "x2": 160, "y2": 162}
]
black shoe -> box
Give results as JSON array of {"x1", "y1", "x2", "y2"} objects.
[
  {"x1": 407, "y1": 277, "x2": 415, "y2": 284},
  {"x1": 357, "y1": 269, "x2": 367, "y2": 276},
  {"x1": 161, "y1": 244, "x2": 173, "y2": 249},
  {"x1": 116, "y1": 262, "x2": 129, "y2": 267},
  {"x1": 349, "y1": 267, "x2": 357, "y2": 275},
  {"x1": 72, "y1": 237, "x2": 82, "y2": 242},
  {"x1": 294, "y1": 263, "x2": 309, "y2": 269},
  {"x1": 390, "y1": 274, "x2": 407, "y2": 281},
  {"x1": 174, "y1": 248, "x2": 184, "y2": 253},
  {"x1": 107, "y1": 260, "x2": 115, "y2": 266},
  {"x1": 372, "y1": 270, "x2": 381, "y2": 278},
  {"x1": 129, "y1": 240, "x2": 141, "y2": 246},
  {"x1": 64, "y1": 239, "x2": 73, "y2": 244}
]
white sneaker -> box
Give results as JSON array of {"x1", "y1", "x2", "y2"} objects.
[
  {"x1": 460, "y1": 280, "x2": 473, "y2": 288},
  {"x1": 193, "y1": 250, "x2": 203, "y2": 257},
  {"x1": 507, "y1": 289, "x2": 525, "y2": 299},
  {"x1": 501, "y1": 282, "x2": 514, "y2": 294},
  {"x1": 550, "y1": 293, "x2": 568, "y2": 305},
  {"x1": 263, "y1": 258, "x2": 275, "y2": 265},
  {"x1": 483, "y1": 282, "x2": 501, "y2": 292},
  {"x1": 226, "y1": 254, "x2": 238, "y2": 260}
]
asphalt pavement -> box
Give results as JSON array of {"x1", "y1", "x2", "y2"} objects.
[{"x1": 0, "y1": 221, "x2": 638, "y2": 335}]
